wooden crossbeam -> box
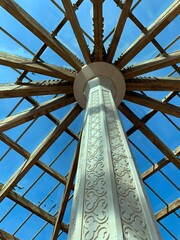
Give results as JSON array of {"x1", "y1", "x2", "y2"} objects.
[
  {"x1": 123, "y1": 51, "x2": 180, "y2": 79},
  {"x1": 119, "y1": 103, "x2": 180, "y2": 169},
  {"x1": 0, "y1": 0, "x2": 82, "y2": 70},
  {"x1": 0, "y1": 52, "x2": 76, "y2": 80},
  {"x1": 0, "y1": 94, "x2": 75, "y2": 132},
  {"x1": 62, "y1": 0, "x2": 91, "y2": 64},
  {"x1": 107, "y1": 0, "x2": 133, "y2": 62},
  {"x1": 0, "y1": 229, "x2": 19, "y2": 240},
  {"x1": 126, "y1": 77, "x2": 180, "y2": 91},
  {"x1": 0, "y1": 183, "x2": 68, "y2": 233},
  {"x1": 0, "y1": 81, "x2": 73, "y2": 98},
  {"x1": 0, "y1": 133, "x2": 69, "y2": 186},
  {"x1": 124, "y1": 91, "x2": 180, "y2": 118},
  {"x1": 91, "y1": 0, "x2": 104, "y2": 61},
  {"x1": 126, "y1": 91, "x2": 178, "y2": 137},
  {"x1": 0, "y1": 104, "x2": 82, "y2": 202},
  {"x1": 115, "y1": 0, "x2": 180, "y2": 68},
  {"x1": 155, "y1": 198, "x2": 180, "y2": 221},
  {"x1": 51, "y1": 137, "x2": 80, "y2": 239},
  {"x1": 142, "y1": 146, "x2": 180, "y2": 180}
]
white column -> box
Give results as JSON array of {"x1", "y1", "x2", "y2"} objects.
[{"x1": 69, "y1": 67, "x2": 161, "y2": 239}]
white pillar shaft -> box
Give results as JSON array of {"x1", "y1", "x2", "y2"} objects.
[{"x1": 68, "y1": 79, "x2": 161, "y2": 240}]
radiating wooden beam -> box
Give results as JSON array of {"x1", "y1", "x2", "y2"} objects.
[
  {"x1": 115, "y1": 0, "x2": 180, "y2": 68},
  {"x1": 155, "y1": 198, "x2": 180, "y2": 221},
  {"x1": 0, "y1": 94, "x2": 75, "y2": 132},
  {"x1": 0, "y1": 52, "x2": 76, "y2": 80},
  {"x1": 91, "y1": 0, "x2": 104, "y2": 61},
  {"x1": 142, "y1": 146, "x2": 180, "y2": 180},
  {"x1": 0, "y1": 104, "x2": 82, "y2": 202},
  {"x1": 0, "y1": 0, "x2": 82, "y2": 70},
  {"x1": 126, "y1": 77, "x2": 180, "y2": 91},
  {"x1": 0, "y1": 81, "x2": 73, "y2": 98},
  {"x1": 0, "y1": 133, "x2": 70, "y2": 188},
  {"x1": 123, "y1": 51, "x2": 180, "y2": 79},
  {"x1": 119, "y1": 103, "x2": 180, "y2": 169},
  {"x1": 126, "y1": 91, "x2": 178, "y2": 137},
  {"x1": 0, "y1": 182, "x2": 68, "y2": 233},
  {"x1": 107, "y1": 0, "x2": 133, "y2": 62},
  {"x1": 124, "y1": 91, "x2": 180, "y2": 118},
  {"x1": 62, "y1": 0, "x2": 91, "y2": 64},
  {"x1": 51, "y1": 137, "x2": 80, "y2": 239},
  {"x1": 0, "y1": 229, "x2": 19, "y2": 240}
]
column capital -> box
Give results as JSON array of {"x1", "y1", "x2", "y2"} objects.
[{"x1": 73, "y1": 62, "x2": 126, "y2": 108}]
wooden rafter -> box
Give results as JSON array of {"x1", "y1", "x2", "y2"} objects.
[
  {"x1": 115, "y1": 0, "x2": 180, "y2": 68},
  {"x1": 0, "y1": 133, "x2": 69, "y2": 187},
  {"x1": 126, "y1": 91, "x2": 178, "y2": 137},
  {"x1": 0, "y1": 182, "x2": 68, "y2": 233},
  {"x1": 123, "y1": 51, "x2": 180, "y2": 79},
  {"x1": 0, "y1": 229, "x2": 20, "y2": 240},
  {"x1": 91, "y1": 0, "x2": 104, "y2": 61},
  {"x1": 0, "y1": 104, "x2": 82, "y2": 202},
  {"x1": 23, "y1": 96, "x2": 79, "y2": 140},
  {"x1": 0, "y1": 52, "x2": 76, "y2": 80},
  {"x1": 142, "y1": 146, "x2": 180, "y2": 180},
  {"x1": 0, "y1": 81, "x2": 73, "y2": 98},
  {"x1": 15, "y1": 0, "x2": 84, "y2": 84},
  {"x1": 107, "y1": 0, "x2": 133, "y2": 62},
  {"x1": 119, "y1": 103, "x2": 180, "y2": 169},
  {"x1": 0, "y1": 94, "x2": 75, "y2": 132},
  {"x1": 62, "y1": 0, "x2": 91, "y2": 64},
  {"x1": 51, "y1": 137, "x2": 80, "y2": 239},
  {"x1": 114, "y1": 0, "x2": 180, "y2": 76},
  {"x1": 155, "y1": 198, "x2": 180, "y2": 221},
  {"x1": 0, "y1": 0, "x2": 82, "y2": 70},
  {"x1": 126, "y1": 77, "x2": 180, "y2": 91},
  {"x1": 124, "y1": 92, "x2": 180, "y2": 118}
]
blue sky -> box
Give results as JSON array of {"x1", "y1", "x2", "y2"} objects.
[{"x1": 0, "y1": 0, "x2": 180, "y2": 239}]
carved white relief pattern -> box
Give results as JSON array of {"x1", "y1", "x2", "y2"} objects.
[
  {"x1": 103, "y1": 90, "x2": 149, "y2": 240},
  {"x1": 83, "y1": 90, "x2": 110, "y2": 240},
  {"x1": 68, "y1": 123, "x2": 85, "y2": 239}
]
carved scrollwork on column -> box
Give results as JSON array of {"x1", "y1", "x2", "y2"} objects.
[
  {"x1": 103, "y1": 90, "x2": 149, "y2": 240},
  {"x1": 69, "y1": 81, "x2": 160, "y2": 240},
  {"x1": 83, "y1": 90, "x2": 110, "y2": 240}
]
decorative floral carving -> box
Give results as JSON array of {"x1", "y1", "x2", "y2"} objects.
[
  {"x1": 103, "y1": 90, "x2": 149, "y2": 240},
  {"x1": 69, "y1": 87, "x2": 158, "y2": 239},
  {"x1": 83, "y1": 90, "x2": 110, "y2": 239}
]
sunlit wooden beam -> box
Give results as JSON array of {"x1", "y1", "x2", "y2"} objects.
[
  {"x1": 123, "y1": 51, "x2": 180, "y2": 79},
  {"x1": 0, "y1": 229, "x2": 19, "y2": 240},
  {"x1": 124, "y1": 91, "x2": 180, "y2": 118},
  {"x1": 51, "y1": 138, "x2": 80, "y2": 239},
  {"x1": 0, "y1": 81, "x2": 73, "y2": 98},
  {"x1": 126, "y1": 91, "x2": 178, "y2": 137},
  {"x1": 0, "y1": 52, "x2": 76, "y2": 80},
  {"x1": 119, "y1": 103, "x2": 180, "y2": 169},
  {"x1": 0, "y1": 94, "x2": 75, "y2": 132},
  {"x1": 0, "y1": 104, "x2": 82, "y2": 202},
  {"x1": 0, "y1": 133, "x2": 69, "y2": 187},
  {"x1": 0, "y1": 0, "x2": 82, "y2": 70},
  {"x1": 126, "y1": 77, "x2": 180, "y2": 91},
  {"x1": 62, "y1": 0, "x2": 91, "y2": 64},
  {"x1": 115, "y1": 0, "x2": 180, "y2": 68},
  {"x1": 142, "y1": 146, "x2": 180, "y2": 180},
  {"x1": 91, "y1": 0, "x2": 104, "y2": 61},
  {"x1": 0, "y1": 182, "x2": 68, "y2": 233},
  {"x1": 155, "y1": 198, "x2": 180, "y2": 221},
  {"x1": 107, "y1": 0, "x2": 133, "y2": 62}
]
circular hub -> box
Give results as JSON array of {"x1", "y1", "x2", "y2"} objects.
[{"x1": 73, "y1": 62, "x2": 126, "y2": 108}]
